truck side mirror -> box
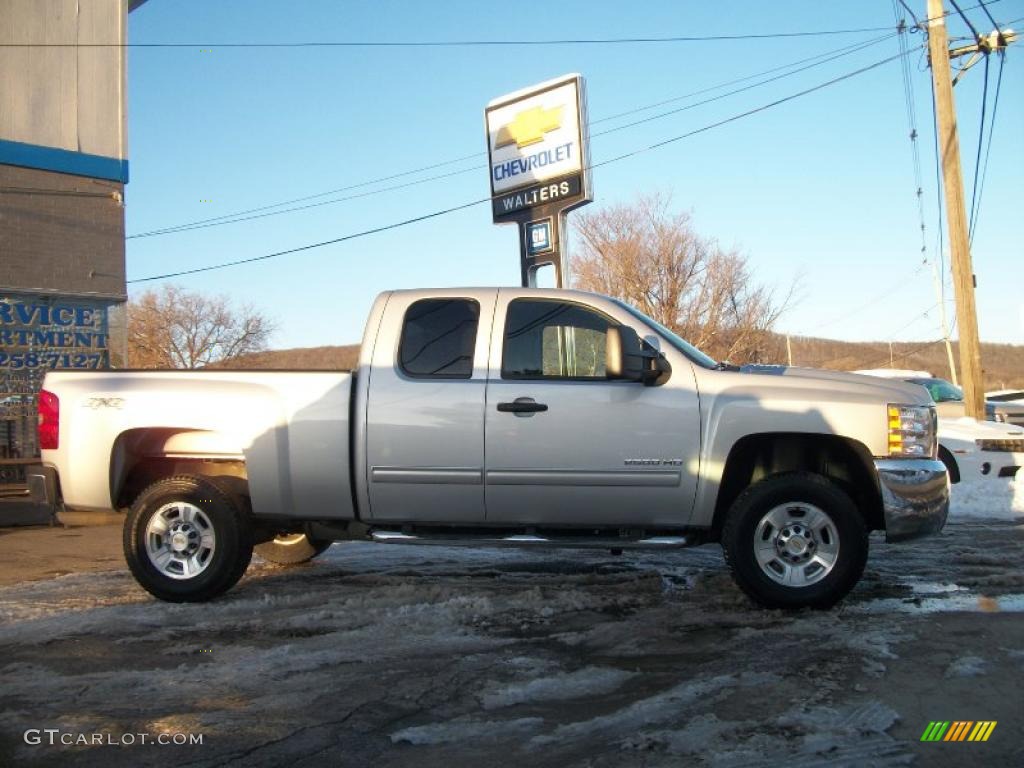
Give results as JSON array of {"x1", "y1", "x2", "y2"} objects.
[{"x1": 607, "y1": 325, "x2": 669, "y2": 385}]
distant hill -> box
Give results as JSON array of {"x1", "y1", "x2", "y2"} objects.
[
  {"x1": 218, "y1": 337, "x2": 1023, "y2": 389},
  {"x1": 210, "y1": 344, "x2": 360, "y2": 370},
  {"x1": 777, "y1": 336, "x2": 1024, "y2": 390}
]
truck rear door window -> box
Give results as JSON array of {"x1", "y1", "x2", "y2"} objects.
[
  {"x1": 398, "y1": 299, "x2": 480, "y2": 378},
  {"x1": 502, "y1": 300, "x2": 609, "y2": 379}
]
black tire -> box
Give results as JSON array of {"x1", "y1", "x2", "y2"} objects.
[
  {"x1": 255, "y1": 533, "x2": 332, "y2": 565},
  {"x1": 123, "y1": 475, "x2": 253, "y2": 603},
  {"x1": 721, "y1": 471, "x2": 868, "y2": 609}
]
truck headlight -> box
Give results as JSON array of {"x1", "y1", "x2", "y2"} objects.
[{"x1": 887, "y1": 404, "x2": 936, "y2": 458}]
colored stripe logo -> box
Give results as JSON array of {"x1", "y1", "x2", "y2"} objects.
[{"x1": 920, "y1": 721, "x2": 997, "y2": 742}]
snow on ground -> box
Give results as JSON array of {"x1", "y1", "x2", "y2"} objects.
[
  {"x1": 949, "y1": 477, "x2": 1024, "y2": 520},
  {"x1": 1, "y1": 516, "x2": 1023, "y2": 767}
]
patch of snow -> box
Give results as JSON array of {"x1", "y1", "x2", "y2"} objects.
[
  {"x1": 480, "y1": 666, "x2": 635, "y2": 710},
  {"x1": 848, "y1": 592, "x2": 1024, "y2": 614},
  {"x1": 391, "y1": 716, "x2": 543, "y2": 745},
  {"x1": 945, "y1": 655, "x2": 987, "y2": 678},
  {"x1": 531, "y1": 674, "x2": 747, "y2": 745},
  {"x1": 950, "y1": 478, "x2": 1024, "y2": 520}
]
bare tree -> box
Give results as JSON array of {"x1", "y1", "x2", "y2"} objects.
[
  {"x1": 127, "y1": 285, "x2": 274, "y2": 368},
  {"x1": 572, "y1": 193, "x2": 792, "y2": 363}
]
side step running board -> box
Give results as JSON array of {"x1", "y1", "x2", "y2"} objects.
[{"x1": 369, "y1": 530, "x2": 691, "y2": 550}]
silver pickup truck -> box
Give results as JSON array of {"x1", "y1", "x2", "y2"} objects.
[{"x1": 32, "y1": 287, "x2": 949, "y2": 608}]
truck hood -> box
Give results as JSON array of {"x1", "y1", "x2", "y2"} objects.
[{"x1": 736, "y1": 365, "x2": 932, "y2": 405}]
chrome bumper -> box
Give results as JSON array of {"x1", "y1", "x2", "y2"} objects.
[{"x1": 874, "y1": 458, "x2": 949, "y2": 542}]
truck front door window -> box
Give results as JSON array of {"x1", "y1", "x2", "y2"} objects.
[{"x1": 503, "y1": 300, "x2": 609, "y2": 379}]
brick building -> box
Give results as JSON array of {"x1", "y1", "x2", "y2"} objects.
[{"x1": 1, "y1": 0, "x2": 143, "y2": 483}]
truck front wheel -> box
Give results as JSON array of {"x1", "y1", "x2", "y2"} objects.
[
  {"x1": 123, "y1": 475, "x2": 253, "y2": 602},
  {"x1": 721, "y1": 472, "x2": 868, "y2": 609},
  {"x1": 255, "y1": 533, "x2": 332, "y2": 565}
]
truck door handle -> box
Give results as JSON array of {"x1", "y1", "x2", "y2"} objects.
[{"x1": 497, "y1": 398, "x2": 548, "y2": 414}]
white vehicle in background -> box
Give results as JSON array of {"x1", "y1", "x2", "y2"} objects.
[
  {"x1": 987, "y1": 390, "x2": 1024, "y2": 406},
  {"x1": 855, "y1": 370, "x2": 1024, "y2": 484},
  {"x1": 933, "y1": 417, "x2": 1024, "y2": 485}
]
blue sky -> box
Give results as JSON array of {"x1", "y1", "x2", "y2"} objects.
[{"x1": 125, "y1": 0, "x2": 1023, "y2": 351}]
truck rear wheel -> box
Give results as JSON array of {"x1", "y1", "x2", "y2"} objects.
[
  {"x1": 255, "y1": 533, "x2": 332, "y2": 565},
  {"x1": 123, "y1": 475, "x2": 253, "y2": 603},
  {"x1": 721, "y1": 472, "x2": 868, "y2": 609}
]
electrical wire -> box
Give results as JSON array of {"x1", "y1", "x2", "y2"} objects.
[
  {"x1": 898, "y1": 0, "x2": 924, "y2": 28},
  {"x1": 967, "y1": 52, "x2": 991, "y2": 240},
  {"x1": 129, "y1": 198, "x2": 488, "y2": 283},
  {"x1": 976, "y1": 0, "x2": 1004, "y2": 34},
  {"x1": 949, "y1": 0, "x2": 983, "y2": 39},
  {"x1": 886, "y1": 302, "x2": 942, "y2": 340},
  {"x1": 891, "y1": 1, "x2": 930, "y2": 264},
  {"x1": 969, "y1": 51, "x2": 1005, "y2": 244},
  {"x1": 866, "y1": 338, "x2": 945, "y2": 369},
  {"x1": 814, "y1": 262, "x2": 930, "y2": 332},
  {"x1": 128, "y1": 48, "x2": 915, "y2": 283},
  {"x1": 128, "y1": 32, "x2": 898, "y2": 240},
  {"x1": 0, "y1": 26, "x2": 899, "y2": 49},
  {"x1": 2, "y1": 1, "x2": 1005, "y2": 48}
]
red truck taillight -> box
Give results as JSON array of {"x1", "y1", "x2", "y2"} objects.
[{"x1": 38, "y1": 389, "x2": 59, "y2": 450}]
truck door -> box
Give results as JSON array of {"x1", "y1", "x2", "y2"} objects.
[
  {"x1": 364, "y1": 290, "x2": 496, "y2": 522},
  {"x1": 484, "y1": 294, "x2": 701, "y2": 526}
]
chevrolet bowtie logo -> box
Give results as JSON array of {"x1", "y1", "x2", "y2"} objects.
[{"x1": 495, "y1": 105, "x2": 564, "y2": 149}]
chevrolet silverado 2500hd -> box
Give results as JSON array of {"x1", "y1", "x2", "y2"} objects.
[{"x1": 31, "y1": 288, "x2": 949, "y2": 607}]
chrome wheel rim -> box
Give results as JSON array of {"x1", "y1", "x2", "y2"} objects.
[
  {"x1": 144, "y1": 502, "x2": 216, "y2": 580},
  {"x1": 754, "y1": 502, "x2": 839, "y2": 588}
]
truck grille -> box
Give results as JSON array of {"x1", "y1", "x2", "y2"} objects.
[{"x1": 977, "y1": 438, "x2": 1024, "y2": 453}]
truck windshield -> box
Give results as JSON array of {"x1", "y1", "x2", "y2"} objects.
[
  {"x1": 610, "y1": 298, "x2": 718, "y2": 370},
  {"x1": 907, "y1": 378, "x2": 963, "y2": 402}
]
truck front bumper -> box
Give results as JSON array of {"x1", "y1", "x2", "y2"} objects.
[{"x1": 874, "y1": 458, "x2": 949, "y2": 542}]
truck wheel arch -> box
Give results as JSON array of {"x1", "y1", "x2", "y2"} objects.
[
  {"x1": 111, "y1": 428, "x2": 249, "y2": 510},
  {"x1": 937, "y1": 444, "x2": 960, "y2": 484},
  {"x1": 710, "y1": 433, "x2": 883, "y2": 539}
]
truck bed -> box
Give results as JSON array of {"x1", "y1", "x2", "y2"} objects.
[{"x1": 41, "y1": 369, "x2": 355, "y2": 519}]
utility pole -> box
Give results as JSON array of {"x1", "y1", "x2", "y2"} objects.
[
  {"x1": 925, "y1": 0, "x2": 985, "y2": 418},
  {"x1": 786, "y1": 335, "x2": 793, "y2": 367}
]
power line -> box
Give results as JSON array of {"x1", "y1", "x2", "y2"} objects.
[
  {"x1": 976, "y1": 1, "x2": 1003, "y2": 32},
  {"x1": 127, "y1": 152, "x2": 484, "y2": 238},
  {"x1": 3, "y1": 1, "x2": 1006, "y2": 48},
  {"x1": 129, "y1": 198, "x2": 488, "y2": 283},
  {"x1": 866, "y1": 338, "x2": 945, "y2": 369},
  {"x1": 969, "y1": 50, "x2": 1005, "y2": 244},
  {"x1": 815, "y1": 262, "x2": 929, "y2": 332},
  {"x1": 898, "y1": 0, "x2": 924, "y2": 28},
  {"x1": 887, "y1": 302, "x2": 942, "y2": 339},
  {"x1": 591, "y1": 34, "x2": 896, "y2": 138},
  {"x1": 0, "y1": 26, "x2": 898, "y2": 49},
  {"x1": 968, "y1": 52, "x2": 991, "y2": 240},
  {"x1": 129, "y1": 48, "x2": 914, "y2": 283},
  {"x1": 949, "y1": 0, "x2": 983, "y2": 39},
  {"x1": 128, "y1": 32, "x2": 897, "y2": 239},
  {"x1": 583, "y1": 51, "x2": 916, "y2": 176},
  {"x1": 891, "y1": 1, "x2": 930, "y2": 265}
]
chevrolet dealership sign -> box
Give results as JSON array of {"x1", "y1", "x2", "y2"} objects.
[{"x1": 485, "y1": 74, "x2": 591, "y2": 222}]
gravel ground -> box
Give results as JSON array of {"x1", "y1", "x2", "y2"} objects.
[{"x1": 1, "y1": 509, "x2": 1022, "y2": 767}]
